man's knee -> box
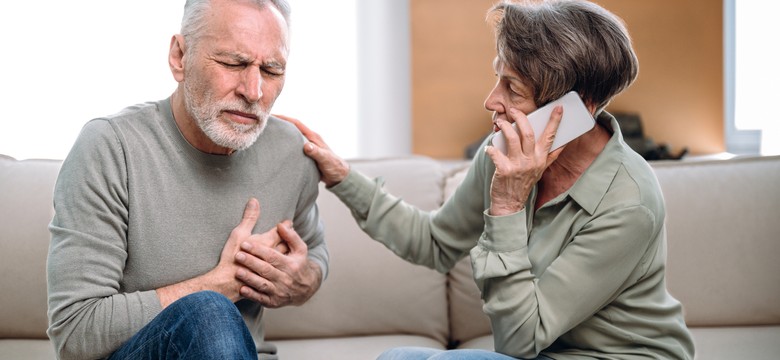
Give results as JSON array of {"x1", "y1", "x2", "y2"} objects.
[
  {"x1": 164, "y1": 291, "x2": 256, "y2": 358},
  {"x1": 168, "y1": 291, "x2": 244, "y2": 331},
  {"x1": 175, "y1": 291, "x2": 238, "y2": 315}
]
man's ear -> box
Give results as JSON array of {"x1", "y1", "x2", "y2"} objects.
[{"x1": 169, "y1": 34, "x2": 186, "y2": 82}]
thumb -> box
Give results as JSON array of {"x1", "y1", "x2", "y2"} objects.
[
  {"x1": 238, "y1": 198, "x2": 261, "y2": 231},
  {"x1": 277, "y1": 220, "x2": 307, "y2": 255}
]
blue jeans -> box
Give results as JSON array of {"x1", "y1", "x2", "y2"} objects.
[
  {"x1": 108, "y1": 291, "x2": 257, "y2": 360},
  {"x1": 377, "y1": 347, "x2": 554, "y2": 360}
]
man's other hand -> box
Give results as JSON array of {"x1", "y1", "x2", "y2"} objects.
[{"x1": 234, "y1": 220, "x2": 322, "y2": 308}]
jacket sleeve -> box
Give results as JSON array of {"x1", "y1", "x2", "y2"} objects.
[
  {"x1": 47, "y1": 120, "x2": 162, "y2": 360},
  {"x1": 327, "y1": 155, "x2": 490, "y2": 273}
]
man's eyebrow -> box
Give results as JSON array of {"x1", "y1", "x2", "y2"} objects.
[
  {"x1": 213, "y1": 51, "x2": 285, "y2": 68},
  {"x1": 214, "y1": 51, "x2": 251, "y2": 62},
  {"x1": 263, "y1": 60, "x2": 286, "y2": 69}
]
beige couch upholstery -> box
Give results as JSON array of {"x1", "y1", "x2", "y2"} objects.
[{"x1": 1, "y1": 153, "x2": 779, "y2": 359}]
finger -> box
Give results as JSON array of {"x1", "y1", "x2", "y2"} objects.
[
  {"x1": 238, "y1": 285, "x2": 268, "y2": 304},
  {"x1": 493, "y1": 118, "x2": 520, "y2": 155},
  {"x1": 239, "y1": 285, "x2": 286, "y2": 309},
  {"x1": 274, "y1": 242, "x2": 290, "y2": 255},
  {"x1": 239, "y1": 285, "x2": 268, "y2": 306},
  {"x1": 236, "y1": 248, "x2": 283, "y2": 281},
  {"x1": 277, "y1": 221, "x2": 308, "y2": 255},
  {"x1": 508, "y1": 108, "x2": 536, "y2": 155},
  {"x1": 539, "y1": 106, "x2": 564, "y2": 153},
  {"x1": 273, "y1": 113, "x2": 328, "y2": 149},
  {"x1": 303, "y1": 141, "x2": 329, "y2": 161},
  {"x1": 236, "y1": 272, "x2": 279, "y2": 307},
  {"x1": 273, "y1": 113, "x2": 310, "y2": 134},
  {"x1": 302, "y1": 142, "x2": 350, "y2": 187},
  {"x1": 236, "y1": 198, "x2": 260, "y2": 232},
  {"x1": 484, "y1": 143, "x2": 508, "y2": 168}
]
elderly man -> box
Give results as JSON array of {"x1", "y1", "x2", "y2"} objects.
[{"x1": 46, "y1": 0, "x2": 327, "y2": 359}]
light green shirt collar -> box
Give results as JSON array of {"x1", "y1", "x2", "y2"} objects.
[{"x1": 562, "y1": 113, "x2": 630, "y2": 215}]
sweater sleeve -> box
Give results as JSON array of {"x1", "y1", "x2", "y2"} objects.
[
  {"x1": 294, "y1": 157, "x2": 329, "y2": 280},
  {"x1": 47, "y1": 120, "x2": 162, "y2": 360}
]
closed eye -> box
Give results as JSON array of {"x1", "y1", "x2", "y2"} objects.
[
  {"x1": 261, "y1": 64, "x2": 285, "y2": 77},
  {"x1": 217, "y1": 60, "x2": 244, "y2": 68}
]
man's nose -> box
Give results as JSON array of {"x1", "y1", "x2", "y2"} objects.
[{"x1": 237, "y1": 67, "x2": 263, "y2": 103}]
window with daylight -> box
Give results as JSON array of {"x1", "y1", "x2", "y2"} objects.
[{"x1": 725, "y1": 0, "x2": 780, "y2": 155}]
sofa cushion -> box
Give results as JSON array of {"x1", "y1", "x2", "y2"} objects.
[
  {"x1": 448, "y1": 257, "x2": 492, "y2": 344},
  {"x1": 273, "y1": 335, "x2": 446, "y2": 360},
  {"x1": 456, "y1": 334, "x2": 493, "y2": 351},
  {"x1": 0, "y1": 339, "x2": 56, "y2": 360},
  {"x1": 688, "y1": 326, "x2": 780, "y2": 359},
  {"x1": 264, "y1": 157, "x2": 451, "y2": 345},
  {"x1": 443, "y1": 164, "x2": 493, "y2": 345},
  {"x1": 0, "y1": 157, "x2": 61, "y2": 339},
  {"x1": 653, "y1": 156, "x2": 780, "y2": 327}
]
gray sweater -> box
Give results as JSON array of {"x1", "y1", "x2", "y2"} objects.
[{"x1": 47, "y1": 98, "x2": 327, "y2": 360}]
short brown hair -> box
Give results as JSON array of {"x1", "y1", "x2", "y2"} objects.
[{"x1": 489, "y1": 0, "x2": 638, "y2": 111}]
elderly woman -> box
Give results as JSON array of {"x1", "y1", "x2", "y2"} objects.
[{"x1": 283, "y1": 0, "x2": 694, "y2": 359}]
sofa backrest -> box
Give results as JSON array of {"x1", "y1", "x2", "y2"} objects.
[
  {"x1": 0, "y1": 156, "x2": 61, "y2": 339},
  {"x1": 263, "y1": 157, "x2": 451, "y2": 344},
  {"x1": 653, "y1": 155, "x2": 780, "y2": 327},
  {"x1": 443, "y1": 165, "x2": 493, "y2": 345},
  {"x1": 0, "y1": 154, "x2": 451, "y2": 344},
  {"x1": 5, "y1": 151, "x2": 778, "y2": 345}
]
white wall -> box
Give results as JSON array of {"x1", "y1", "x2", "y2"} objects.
[
  {"x1": 0, "y1": 2, "x2": 182, "y2": 160},
  {"x1": 0, "y1": 0, "x2": 411, "y2": 160}
]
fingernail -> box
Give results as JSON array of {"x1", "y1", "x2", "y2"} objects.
[
  {"x1": 237, "y1": 269, "x2": 246, "y2": 278},
  {"x1": 236, "y1": 252, "x2": 246, "y2": 261},
  {"x1": 240, "y1": 242, "x2": 252, "y2": 250}
]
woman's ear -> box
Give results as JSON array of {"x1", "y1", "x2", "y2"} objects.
[{"x1": 169, "y1": 34, "x2": 186, "y2": 82}]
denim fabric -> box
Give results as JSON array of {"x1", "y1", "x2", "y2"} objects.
[
  {"x1": 108, "y1": 291, "x2": 257, "y2": 360},
  {"x1": 377, "y1": 347, "x2": 554, "y2": 360}
]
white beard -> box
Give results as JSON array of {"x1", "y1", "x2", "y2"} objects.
[{"x1": 183, "y1": 79, "x2": 269, "y2": 152}]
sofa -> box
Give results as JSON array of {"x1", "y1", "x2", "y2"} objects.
[{"x1": 1, "y1": 153, "x2": 779, "y2": 360}]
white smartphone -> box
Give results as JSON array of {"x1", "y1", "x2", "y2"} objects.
[{"x1": 491, "y1": 91, "x2": 595, "y2": 154}]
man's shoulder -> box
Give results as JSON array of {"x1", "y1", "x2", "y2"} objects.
[
  {"x1": 265, "y1": 116, "x2": 304, "y2": 139},
  {"x1": 257, "y1": 116, "x2": 307, "y2": 151},
  {"x1": 70, "y1": 100, "x2": 171, "y2": 159},
  {"x1": 99, "y1": 100, "x2": 167, "y2": 126}
]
